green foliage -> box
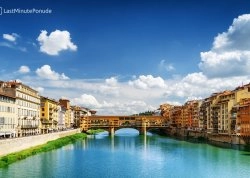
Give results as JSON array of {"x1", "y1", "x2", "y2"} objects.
[
  {"x1": 87, "y1": 129, "x2": 105, "y2": 135},
  {"x1": 138, "y1": 111, "x2": 155, "y2": 116},
  {"x1": 0, "y1": 133, "x2": 87, "y2": 168}
]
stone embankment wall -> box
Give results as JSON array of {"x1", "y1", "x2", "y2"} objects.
[
  {"x1": 0, "y1": 129, "x2": 80, "y2": 157},
  {"x1": 162, "y1": 128, "x2": 247, "y2": 146}
]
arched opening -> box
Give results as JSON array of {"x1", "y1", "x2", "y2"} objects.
[
  {"x1": 115, "y1": 128, "x2": 139, "y2": 136},
  {"x1": 146, "y1": 128, "x2": 161, "y2": 136}
]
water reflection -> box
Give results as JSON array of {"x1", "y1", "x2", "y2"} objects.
[{"x1": 2, "y1": 131, "x2": 250, "y2": 178}]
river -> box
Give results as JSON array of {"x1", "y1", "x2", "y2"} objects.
[{"x1": 1, "y1": 129, "x2": 250, "y2": 178}]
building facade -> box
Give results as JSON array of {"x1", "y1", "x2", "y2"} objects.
[
  {"x1": 0, "y1": 81, "x2": 40, "y2": 137},
  {"x1": 0, "y1": 91, "x2": 17, "y2": 138},
  {"x1": 40, "y1": 96, "x2": 59, "y2": 134},
  {"x1": 59, "y1": 99, "x2": 71, "y2": 129}
]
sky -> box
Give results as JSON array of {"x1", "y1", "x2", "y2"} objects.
[{"x1": 1, "y1": 0, "x2": 250, "y2": 115}]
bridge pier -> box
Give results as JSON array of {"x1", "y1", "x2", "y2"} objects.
[
  {"x1": 139, "y1": 122, "x2": 147, "y2": 135},
  {"x1": 109, "y1": 127, "x2": 115, "y2": 137}
]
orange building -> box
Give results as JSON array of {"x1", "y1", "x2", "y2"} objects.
[
  {"x1": 160, "y1": 103, "x2": 174, "y2": 125},
  {"x1": 171, "y1": 106, "x2": 182, "y2": 128},
  {"x1": 237, "y1": 98, "x2": 250, "y2": 136}
]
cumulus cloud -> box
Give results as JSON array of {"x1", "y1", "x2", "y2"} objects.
[
  {"x1": 72, "y1": 94, "x2": 101, "y2": 108},
  {"x1": 18, "y1": 65, "x2": 30, "y2": 74},
  {"x1": 3, "y1": 33, "x2": 19, "y2": 42},
  {"x1": 128, "y1": 75, "x2": 166, "y2": 89},
  {"x1": 105, "y1": 77, "x2": 117, "y2": 86},
  {"x1": 199, "y1": 14, "x2": 250, "y2": 78},
  {"x1": 36, "y1": 65, "x2": 69, "y2": 80},
  {"x1": 37, "y1": 30, "x2": 77, "y2": 55},
  {"x1": 159, "y1": 60, "x2": 175, "y2": 72},
  {"x1": 33, "y1": 87, "x2": 44, "y2": 93},
  {"x1": 98, "y1": 77, "x2": 120, "y2": 96},
  {"x1": 162, "y1": 72, "x2": 250, "y2": 102}
]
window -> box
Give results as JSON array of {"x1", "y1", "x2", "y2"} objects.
[{"x1": 0, "y1": 117, "x2": 4, "y2": 124}]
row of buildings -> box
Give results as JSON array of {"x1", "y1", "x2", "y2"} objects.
[
  {"x1": 160, "y1": 83, "x2": 250, "y2": 136},
  {"x1": 0, "y1": 80, "x2": 95, "y2": 138}
]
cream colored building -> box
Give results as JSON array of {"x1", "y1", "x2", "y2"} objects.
[
  {"x1": 58, "y1": 105, "x2": 66, "y2": 130},
  {"x1": 1, "y1": 81, "x2": 40, "y2": 137},
  {"x1": 0, "y1": 92, "x2": 17, "y2": 138}
]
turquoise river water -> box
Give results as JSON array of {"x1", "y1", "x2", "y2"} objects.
[{"x1": 1, "y1": 129, "x2": 250, "y2": 178}]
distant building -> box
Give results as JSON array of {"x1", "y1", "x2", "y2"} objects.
[
  {"x1": 71, "y1": 106, "x2": 90, "y2": 128},
  {"x1": 58, "y1": 105, "x2": 66, "y2": 130}
]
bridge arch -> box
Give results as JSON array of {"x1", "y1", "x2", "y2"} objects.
[{"x1": 115, "y1": 128, "x2": 140, "y2": 136}]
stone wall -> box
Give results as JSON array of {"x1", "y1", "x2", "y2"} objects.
[
  {"x1": 0, "y1": 129, "x2": 80, "y2": 157},
  {"x1": 207, "y1": 133, "x2": 246, "y2": 145}
]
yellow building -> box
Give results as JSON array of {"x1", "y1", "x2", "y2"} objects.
[
  {"x1": 216, "y1": 91, "x2": 235, "y2": 134},
  {"x1": 234, "y1": 84, "x2": 250, "y2": 103},
  {"x1": 40, "y1": 96, "x2": 59, "y2": 134}
]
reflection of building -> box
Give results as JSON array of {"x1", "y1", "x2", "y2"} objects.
[
  {"x1": 0, "y1": 81, "x2": 40, "y2": 137},
  {"x1": 0, "y1": 88, "x2": 17, "y2": 138},
  {"x1": 40, "y1": 96, "x2": 59, "y2": 133}
]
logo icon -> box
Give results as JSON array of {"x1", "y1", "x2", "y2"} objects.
[{"x1": 0, "y1": 7, "x2": 2, "y2": 15}]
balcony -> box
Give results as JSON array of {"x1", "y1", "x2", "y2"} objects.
[
  {"x1": 41, "y1": 119, "x2": 53, "y2": 124},
  {"x1": 21, "y1": 125, "x2": 38, "y2": 129}
]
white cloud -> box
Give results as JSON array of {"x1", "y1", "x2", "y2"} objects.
[
  {"x1": 159, "y1": 60, "x2": 175, "y2": 72},
  {"x1": 199, "y1": 14, "x2": 250, "y2": 78},
  {"x1": 34, "y1": 87, "x2": 44, "y2": 93},
  {"x1": 3, "y1": 33, "x2": 19, "y2": 42},
  {"x1": 72, "y1": 94, "x2": 101, "y2": 108},
  {"x1": 18, "y1": 65, "x2": 30, "y2": 74},
  {"x1": 98, "y1": 77, "x2": 120, "y2": 96},
  {"x1": 36, "y1": 65, "x2": 69, "y2": 80},
  {"x1": 105, "y1": 77, "x2": 117, "y2": 86},
  {"x1": 128, "y1": 75, "x2": 166, "y2": 89},
  {"x1": 37, "y1": 30, "x2": 77, "y2": 55},
  {"x1": 3, "y1": 14, "x2": 250, "y2": 115}
]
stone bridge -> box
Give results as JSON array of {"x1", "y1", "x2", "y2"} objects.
[{"x1": 80, "y1": 115, "x2": 167, "y2": 135}]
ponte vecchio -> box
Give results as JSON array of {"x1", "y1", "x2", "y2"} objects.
[{"x1": 80, "y1": 115, "x2": 167, "y2": 135}]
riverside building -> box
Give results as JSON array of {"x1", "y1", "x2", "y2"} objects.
[
  {"x1": 40, "y1": 96, "x2": 59, "y2": 134},
  {"x1": 0, "y1": 81, "x2": 40, "y2": 137},
  {"x1": 59, "y1": 99, "x2": 71, "y2": 129},
  {"x1": 160, "y1": 83, "x2": 250, "y2": 137},
  {"x1": 0, "y1": 86, "x2": 17, "y2": 138}
]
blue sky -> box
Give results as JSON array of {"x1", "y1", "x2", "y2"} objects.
[{"x1": 1, "y1": 0, "x2": 250, "y2": 114}]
